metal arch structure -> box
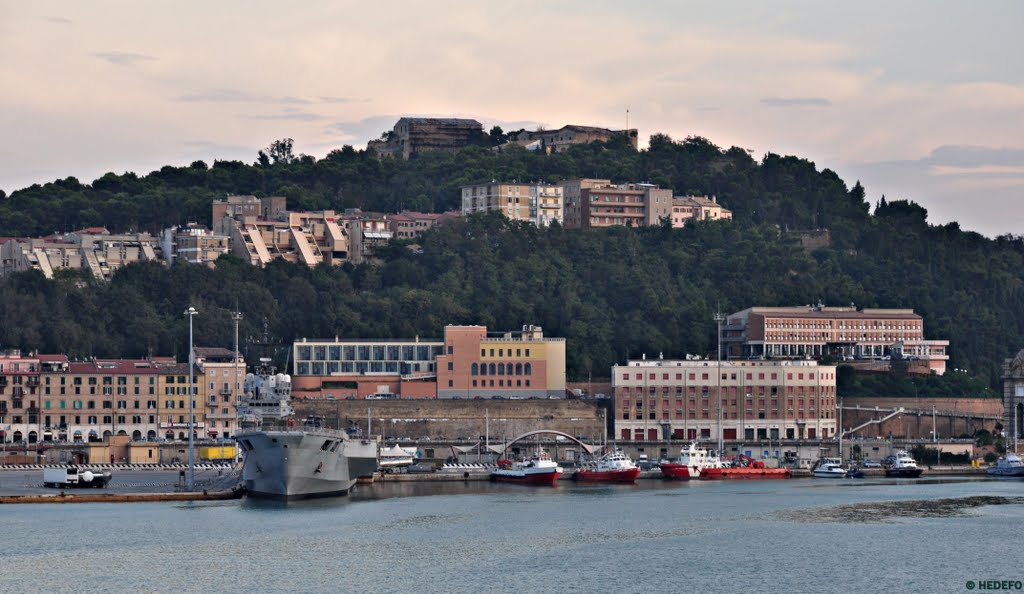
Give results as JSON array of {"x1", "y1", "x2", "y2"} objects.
[{"x1": 498, "y1": 429, "x2": 601, "y2": 456}]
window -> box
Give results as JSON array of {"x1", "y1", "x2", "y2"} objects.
[
  {"x1": 447, "y1": 362, "x2": 453, "y2": 371},
  {"x1": 471, "y1": 363, "x2": 479, "y2": 376}
]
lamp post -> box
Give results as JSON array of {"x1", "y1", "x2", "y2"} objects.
[
  {"x1": 184, "y1": 306, "x2": 198, "y2": 491},
  {"x1": 232, "y1": 310, "x2": 243, "y2": 441},
  {"x1": 713, "y1": 311, "x2": 725, "y2": 453}
]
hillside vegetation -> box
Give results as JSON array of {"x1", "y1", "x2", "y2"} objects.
[{"x1": 1, "y1": 135, "x2": 1021, "y2": 392}]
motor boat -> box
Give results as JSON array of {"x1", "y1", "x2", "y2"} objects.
[
  {"x1": 659, "y1": 442, "x2": 723, "y2": 480},
  {"x1": 988, "y1": 452, "x2": 1024, "y2": 477},
  {"x1": 884, "y1": 449, "x2": 924, "y2": 478},
  {"x1": 574, "y1": 449, "x2": 641, "y2": 483},
  {"x1": 813, "y1": 457, "x2": 847, "y2": 478}
]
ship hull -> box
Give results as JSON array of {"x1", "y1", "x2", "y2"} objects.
[
  {"x1": 702, "y1": 467, "x2": 792, "y2": 480},
  {"x1": 574, "y1": 468, "x2": 641, "y2": 483},
  {"x1": 491, "y1": 469, "x2": 561, "y2": 486},
  {"x1": 236, "y1": 429, "x2": 378, "y2": 500},
  {"x1": 659, "y1": 463, "x2": 697, "y2": 480},
  {"x1": 885, "y1": 468, "x2": 924, "y2": 478}
]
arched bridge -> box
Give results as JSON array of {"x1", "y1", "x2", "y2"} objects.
[{"x1": 498, "y1": 429, "x2": 602, "y2": 456}]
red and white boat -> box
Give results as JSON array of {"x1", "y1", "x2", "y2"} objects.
[
  {"x1": 491, "y1": 451, "x2": 562, "y2": 486},
  {"x1": 700, "y1": 454, "x2": 792, "y2": 480},
  {"x1": 574, "y1": 450, "x2": 641, "y2": 483},
  {"x1": 660, "y1": 443, "x2": 724, "y2": 480}
]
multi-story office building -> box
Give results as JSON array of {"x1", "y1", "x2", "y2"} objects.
[
  {"x1": 612, "y1": 358, "x2": 838, "y2": 442},
  {"x1": 670, "y1": 195, "x2": 733, "y2": 227},
  {"x1": 291, "y1": 324, "x2": 566, "y2": 399},
  {"x1": 723, "y1": 305, "x2": 950, "y2": 374},
  {"x1": 435, "y1": 325, "x2": 566, "y2": 399}
]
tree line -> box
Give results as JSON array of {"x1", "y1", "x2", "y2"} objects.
[{"x1": 0, "y1": 134, "x2": 1021, "y2": 394}]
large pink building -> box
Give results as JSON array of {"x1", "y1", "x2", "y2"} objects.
[{"x1": 612, "y1": 358, "x2": 837, "y2": 442}]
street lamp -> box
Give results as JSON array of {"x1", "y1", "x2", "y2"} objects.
[
  {"x1": 713, "y1": 311, "x2": 725, "y2": 453},
  {"x1": 184, "y1": 306, "x2": 198, "y2": 491}
]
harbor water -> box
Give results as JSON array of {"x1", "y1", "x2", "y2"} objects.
[{"x1": 4, "y1": 477, "x2": 1021, "y2": 592}]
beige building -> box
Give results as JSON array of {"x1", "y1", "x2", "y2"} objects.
[
  {"x1": 388, "y1": 211, "x2": 450, "y2": 240},
  {"x1": 225, "y1": 209, "x2": 361, "y2": 267},
  {"x1": 211, "y1": 195, "x2": 287, "y2": 235},
  {"x1": 193, "y1": 347, "x2": 245, "y2": 439},
  {"x1": 519, "y1": 125, "x2": 639, "y2": 153},
  {"x1": 670, "y1": 195, "x2": 733, "y2": 227},
  {"x1": 612, "y1": 358, "x2": 838, "y2": 442},
  {"x1": 725, "y1": 305, "x2": 950, "y2": 375},
  {"x1": 563, "y1": 182, "x2": 673, "y2": 229},
  {"x1": 0, "y1": 228, "x2": 160, "y2": 280},
  {"x1": 461, "y1": 182, "x2": 563, "y2": 226}
]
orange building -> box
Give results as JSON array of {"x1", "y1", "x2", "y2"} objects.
[{"x1": 291, "y1": 325, "x2": 566, "y2": 399}]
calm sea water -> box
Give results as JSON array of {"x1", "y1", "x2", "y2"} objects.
[{"x1": 3, "y1": 477, "x2": 1021, "y2": 593}]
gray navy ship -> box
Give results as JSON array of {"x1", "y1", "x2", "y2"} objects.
[{"x1": 234, "y1": 360, "x2": 379, "y2": 500}]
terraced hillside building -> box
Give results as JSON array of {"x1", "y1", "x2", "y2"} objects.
[
  {"x1": 0, "y1": 228, "x2": 160, "y2": 280},
  {"x1": 612, "y1": 358, "x2": 838, "y2": 442}
]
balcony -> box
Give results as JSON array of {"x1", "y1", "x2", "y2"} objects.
[
  {"x1": 26, "y1": 377, "x2": 40, "y2": 387},
  {"x1": 0, "y1": 376, "x2": 7, "y2": 385}
]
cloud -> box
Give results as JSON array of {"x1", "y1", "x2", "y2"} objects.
[
  {"x1": 318, "y1": 96, "x2": 357, "y2": 104},
  {"x1": 91, "y1": 51, "x2": 156, "y2": 67},
  {"x1": 43, "y1": 16, "x2": 73, "y2": 25},
  {"x1": 178, "y1": 89, "x2": 311, "y2": 104},
  {"x1": 760, "y1": 97, "x2": 832, "y2": 107},
  {"x1": 241, "y1": 109, "x2": 326, "y2": 122}
]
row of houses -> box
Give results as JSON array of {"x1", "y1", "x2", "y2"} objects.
[
  {"x1": 461, "y1": 179, "x2": 731, "y2": 229},
  {"x1": 0, "y1": 305, "x2": 949, "y2": 445}
]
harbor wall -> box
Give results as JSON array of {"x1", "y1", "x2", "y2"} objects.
[{"x1": 840, "y1": 397, "x2": 1002, "y2": 439}]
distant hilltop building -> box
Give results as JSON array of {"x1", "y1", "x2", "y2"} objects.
[
  {"x1": 723, "y1": 304, "x2": 950, "y2": 375},
  {"x1": 559, "y1": 179, "x2": 672, "y2": 229},
  {"x1": 368, "y1": 117, "x2": 484, "y2": 159},
  {"x1": 510, "y1": 124, "x2": 639, "y2": 153},
  {"x1": 0, "y1": 228, "x2": 159, "y2": 280}
]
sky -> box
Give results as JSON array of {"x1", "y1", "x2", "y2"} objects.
[{"x1": 2, "y1": 1, "x2": 1023, "y2": 237}]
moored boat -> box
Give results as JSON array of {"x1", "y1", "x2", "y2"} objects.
[
  {"x1": 574, "y1": 450, "x2": 640, "y2": 483},
  {"x1": 660, "y1": 442, "x2": 723, "y2": 480},
  {"x1": 884, "y1": 449, "x2": 924, "y2": 478},
  {"x1": 987, "y1": 452, "x2": 1024, "y2": 477},
  {"x1": 701, "y1": 454, "x2": 792, "y2": 480},
  {"x1": 491, "y1": 451, "x2": 562, "y2": 486},
  {"x1": 813, "y1": 457, "x2": 848, "y2": 478}
]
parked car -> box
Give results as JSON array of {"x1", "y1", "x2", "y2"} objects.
[{"x1": 862, "y1": 459, "x2": 882, "y2": 468}]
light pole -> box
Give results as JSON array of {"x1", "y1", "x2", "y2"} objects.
[
  {"x1": 184, "y1": 306, "x2": 198, "y2": 491},
  {"x1": 232, "y1": 310, "x2": 243, "y2": 441},
  {"x1": 713, "y1": 311, "x2": 725, "y2": 453}
]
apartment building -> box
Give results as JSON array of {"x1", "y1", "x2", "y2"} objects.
[
  {"x1": 612, "y1": 358, "x2": 838, "y2": 442},
  {"x1": 368, "y1": 117, "x2": 484, "y2": 159},
  {"x1": 193, "y1": 347, "x2": 245, "y2": 439},
  {"x1": 225, "y1": 209, "x2": 361, "y2": 267},
  {"x1": 211, "y1": 195, "x2": 287, "y2": 235},
  {"x1": 160, "y1": 223, "x2": 229, "y2": 267},
  {"x1": 724, "y1": 305, "x2": 950, "y2": 375},
  {"x1": 0, "y1": 228, "x2": 160, "y2": 280},
  {"x1": 461, "y1": 182, "x2": 564, "y2": 227},
  {"x1": 670, "y1": 195, "x2": 733, "y2": 227},
  {"x1": 0, "y1": 350, "x2": 43, "y2": 443},
  {"x1": 573, "y1": 183, "x2": 673, "y2": 229},
  {"x1": 388, "y1": 211, "x2": 450, "y2": 240},
  {"x1": 155, "y1": 361, "x2": 207, "y2": 441},
  {"x1": 291, "y1": 324, "x2": 566, "y2": 400}
]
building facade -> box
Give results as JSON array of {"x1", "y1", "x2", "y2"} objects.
[
  {"x1": 519, "y1": 125, "x2": 639, "y2": 153},
  {"x1": 435, "y1": 325, "x2": 566, "y2": 399},
  {"x1": 194, "y1": 347, "x2": 245, "y2": 439},
  {"x1": 161, "y1": 223, "x2": 230, "y2": 267},
  {"x1": 724, "y1": 305, "x2": 950, "y2": 375},
  {"x1": 368, "y1": 117, "x2": 484, "y2": 159},
  {"x1": 670, "y1": 195, "x2": 733, "y2": 227},
  {"x1": 0, "y1": 228, "x2": 160, "y2": 280},
  {"x1": 576, "y1": 183, "x2": 673, "y2": 229},
  {"x1": 1004, "y1": 349, "x2": 1024, "y2": 443},
  {"x1": 291, "y1": 324, "x2": 566, "y2": 400},
  {"x1": 461, "y1": 182, "x2": 562, "y2": 225},
  {"x1": 612, "y1": 359, "x2": 838, "y2": 442},
  {"x1": 558, "y1": 179, "x2": 611, "y2": 228}
]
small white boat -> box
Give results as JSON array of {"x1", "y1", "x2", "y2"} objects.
[
  {"x1": 813, "y1": 457, "x2": 847, "y2": 478},
  {"x1": 988, "y1": 452, "x2": 1024, "y2": 477}
]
